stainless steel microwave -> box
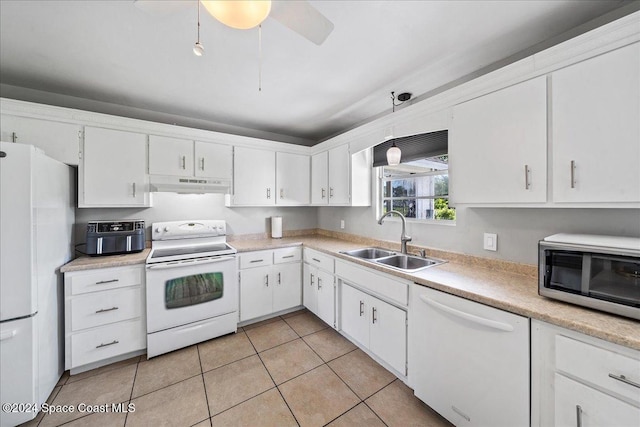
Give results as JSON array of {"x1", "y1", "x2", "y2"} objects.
[{"x1": 539, "y1": 234, "x2": 640, "y2": 320}]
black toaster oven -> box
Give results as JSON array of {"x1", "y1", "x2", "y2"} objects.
[{"x1": 86, "y1": 220, "x2": 145, "y2": 256}]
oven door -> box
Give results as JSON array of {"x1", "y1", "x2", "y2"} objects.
[{"x1": 146, "y1": 255, "x2": 237, "y2": 333}]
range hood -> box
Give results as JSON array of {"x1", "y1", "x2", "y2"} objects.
[{"x1": 149, "y1": 175, "x2": 230, "y2": 194}]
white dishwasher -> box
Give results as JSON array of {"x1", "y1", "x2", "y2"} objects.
[{"x1": 409, "y1": 284, "x2": 530, "y2": 427}]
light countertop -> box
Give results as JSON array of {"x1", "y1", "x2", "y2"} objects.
[{"x1": 59, "y1": 234, "x2": 640, "y2": 350}]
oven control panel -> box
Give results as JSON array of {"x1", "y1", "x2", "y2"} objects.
[{"x1": 152, "y1": 220, "x2": 226, "y2": 241}]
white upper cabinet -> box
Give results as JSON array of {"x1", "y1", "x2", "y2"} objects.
[
  {"x1": 149, "y1": 136, "x2": 232, "y2": 180},
  {"x1": 311, "y1": 144, "x2": 371, "y2": 206},
  {"x1": 551, "y1": 42, "x2": 640, "y2": 204},
  {"x1": 0, "y1": 115, "x2": 80, "y2": 165},
  {"x1": 195, "y1": 141, "x2": 232, "y2": 180},
  {"x1": 311, "y1": 151, "x2": 329, "y2": 204},
  {"x1": 148, "y1": 135, "x2": 193, "y2": 176},
  {"x1": 232, "y1": 146, "x2": 276, "y2": 206},
  {"x1": 80, "y1": 126, "x2": 149, "y2": 207},
  {"x1": 450, "y1": 76, "x2": 547, "y2": 204},
  {"x1": 328, "y1": 144, "x2": 351, "y2": 204},
  {"x1": 276, "y1": 152, "x2": 310, "y2": 205}
]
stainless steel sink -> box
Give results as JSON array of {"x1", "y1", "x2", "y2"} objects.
[
  {"x1": 374, "y1": 254, "x2": 445, "y2": 272},
  {"x1": 340, "y1": 247, "x2": 396, "y2": 259},
  {"x1": 341, "y1": 247, "x2": 445, "y2": 272}
]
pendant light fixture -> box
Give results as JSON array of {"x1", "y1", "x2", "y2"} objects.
[
  {"x1": 193, "y1": 0, "x2": 204, "y2": 56},
  {"x1": 386, "y1": 91, "x2": 411, "y2": 165},
  {"x1": 201, "y1": 0, "x2": 272, "y2": 30}
]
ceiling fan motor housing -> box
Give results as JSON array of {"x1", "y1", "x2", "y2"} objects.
[{"x1": 397, "y1": 92, "x2": 412, "y2": 102}]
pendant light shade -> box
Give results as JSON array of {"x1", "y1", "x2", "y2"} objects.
[
  {"x1": 193, "y1": 42, "x2": 204, "y2": 56},
  {"x1": 201, "y1": 0, "x2": 272, "y2": 30},
  {"x1": 386, "y1": 142, "x2": 401, "y2": 166}
]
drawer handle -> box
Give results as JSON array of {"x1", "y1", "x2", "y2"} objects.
[
  {"x1": 312, "y1": 258, "x2": 321, "y2": 263},
  {"x1": 95, "y1": 279, "x2": 119, "y2": 285},
  {"x1": 317, "y1": 277, "x2": 322, "y2": 289},
  {"x1": 359, "y1": 300, "x2": 364, "y2": 316},
  {"x1": 372, "y1": 306, "x2": 377, "y2": 324},
  {"x1": 310, "y1": 273, "x2": 314, "y2": 286},
  {"x1": 282, "y1": 255, "x2": 294, "y2": 259},
  {"x1": 421, "y1": 295, "x2": 514, "y2": 332},
  {"x1": 250, "y1": 259, "x2": 264, "y2": 263},
  {"x1": 576, "y1": 405, "x2": 582, "y2": 427},
  {"x1": 452, "y1": 406, "x2": 470, "y2": 422},
  {"x1": 96, "y1": 340, "x2": 119, "y2": 349},
  {"x1": 608, "y1": 373, "x2": 640, "y2": 389},
  {"x1": 95, "y1": 307, "x2": 119, "y2": 314}
]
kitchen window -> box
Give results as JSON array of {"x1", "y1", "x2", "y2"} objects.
[
  {"x1": 374, "y1": 130, "x2": 454, "y2": 222},
  {"x1": 380, "y1": 155, "x2": 455, "y2": 221}
]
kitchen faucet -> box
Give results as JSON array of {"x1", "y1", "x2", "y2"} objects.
[{"x1": 378, "y1": 210, "x2": 412, "y2": 254}]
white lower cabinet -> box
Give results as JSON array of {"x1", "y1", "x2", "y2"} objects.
[
  {"x1": 532, "y1": 320, "x2": 640, "y2": 427},
  {"x1": 239, "y1": 248, "x2": 302, "y2": 322},
  {"x1": 302, "y1": 248, "x2": 336, "y2": 327},
  {"x1": 409, "y1": 285, "x2": 529, "y2": 427},
  {"x1": 341, "y1": 282, "x2": 407, "y2": 375},
  {"x1": 64, "y1": 265, "x2": 146, "y2": 374}
]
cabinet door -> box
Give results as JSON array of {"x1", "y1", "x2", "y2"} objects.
[
  {"x1": 240, "y1": 266, "x2": 272, "y2": 321},
  {"x1": 340, "y1": 283, "x2": 369, "y2": 348},
  {"x1": 276, "y1": 152, "x2": 310, "y2": 205},
  {"x1": 316, "y1": 269, "x2": 335, "y2": 327},
  {"x1": 369, "y1": 297, "x2": 407, "y2": 375},
  {"x1": 302, "y1": 264, "x2": 318, "y2": 315},
  {"x1": 195, "y1": 141, "x2": 232, "y2": 179},
  {"x1": 82, "y1": 127, "x2": 148, "y2": 207},
  {"x1": 555, "y1": 374, "x2": 640, "y2": 427},
  {"x1": 233, "y1": 146, "x2": 276, "y2": 205},
  {"x1": 328, "y1": 145, "x2": 351, "y2": 204},
  {"x1": 0, "y1": 115, "x2": 80, "y2": 165},
  {"x1": 148, "y1": 135, "x2": 193, "y2": 176},
  {"x1": 450, "y1": 76, "x2": 547, "y2": 204},
  {"x1": 311, "y1": 151, "x2": 329, "y2": 204},
  {"x1": 552, "y1": 43, "x2": 640, "y2": 203},
  {"x1": 273, "y1": 262, "x2": 302, "y2": 313}
]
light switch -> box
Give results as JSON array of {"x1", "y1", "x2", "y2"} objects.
[
  {"x1": 484, "y1": 233, "x2": 498, "y2": 251},
  {"x1": 340, "y1": 219, "x2": 345, "y2": 229}
]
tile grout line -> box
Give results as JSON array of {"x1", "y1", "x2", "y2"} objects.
[
  {"x1": 124, "y1": 360, "x2": 141, "y2": 426},
  {"x1": 255, "y1": 351, "x2": 302, "y2": 427},
  {"x1": 195, "y1": 344, "x2": 214, "y2": 426}
]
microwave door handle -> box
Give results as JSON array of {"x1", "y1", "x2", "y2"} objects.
[{"x1": 147, "y1": 256, "x2": 235, "y2": 270}]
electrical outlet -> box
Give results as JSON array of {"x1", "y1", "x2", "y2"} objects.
[
  {"x1": 340, "y1": 219, "x2": 345, "y2": 229},
  {"x1": 484, "y1": 233, "x2": 498, "y2": 251}
]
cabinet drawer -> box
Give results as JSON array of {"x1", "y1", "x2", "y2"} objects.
[
  {"x1": 239, "y1": 251, "x2": 273, "y2": 269},
  {"x1": 67, "y1": 266, "x2": 144, "y2": 295},
  {"x1": 304, "y1": 248, "x2": 334, "y2": 273},
  {"x1": 70, "y1": 288, "x2": 143, "y2": 332},
  {"x1": 70, "y1": 319, "x2": 146, "y2": 368},
  {"x1": 556, "y1": 335, "x2": 640, "y2": 404},
  {"x1": 274, "y1": 247, "x2": 301, "y2": 264},
  {"x1": 555, "y1": 373, "x2": 640, "y2": 427},
  {"x1": 336, "y1": 259, "x2": 408, "y2": 306}
]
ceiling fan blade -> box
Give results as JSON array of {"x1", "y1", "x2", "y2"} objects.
[
  {"x1": 269, "y1": 0, "x2": 334, "y2": 45},
  {"x1": 133, "y1": 0, "x2": 191, "y2": 17}
]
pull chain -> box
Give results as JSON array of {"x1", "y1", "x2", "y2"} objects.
[{"x1": 258, "y1": 24, "x2": 262, "y2": 92}]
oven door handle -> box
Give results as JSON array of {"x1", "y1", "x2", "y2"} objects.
[{"x1": 146, "y1": 256, "x2": 236, "y2": 270}]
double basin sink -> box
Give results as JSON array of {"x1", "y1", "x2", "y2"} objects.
[{"x1": 340, "y1": 247, "x2": 445, "y2": 273}]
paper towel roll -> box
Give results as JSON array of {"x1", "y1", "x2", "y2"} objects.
[{"x1": 271, "y1": 216, "x2": 283, "y2": 239}]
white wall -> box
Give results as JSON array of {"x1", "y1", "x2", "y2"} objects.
[
  {"x1": 317, "y1": 205, "x2": 640, "y2": 265},
  {"x1": 74, "y1": 192, "x2": 318, "y2": 245}
]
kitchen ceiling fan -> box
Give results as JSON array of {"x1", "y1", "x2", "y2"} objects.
[{"x1": 134, "y1": 0, "x2": 335, "y2": 45}]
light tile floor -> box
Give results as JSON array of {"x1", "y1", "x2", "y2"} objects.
[{"x1": 23, "y1": 309, "x2": 452, "y2": 427}]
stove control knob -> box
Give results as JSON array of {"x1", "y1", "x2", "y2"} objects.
[
  {"x1": 155, "y1": 227, "x2": 161, "y2": 233},
  {"x1": 164, "y1": 227, "x2": 170, "y2": 232}
]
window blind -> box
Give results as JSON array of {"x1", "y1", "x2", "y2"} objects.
[{"x1": 373, "y1": 130, "x2": 448, "y2": 167}]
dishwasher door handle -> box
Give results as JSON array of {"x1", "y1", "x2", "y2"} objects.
[{"x1": 421, "y1": 295, "x2": 514, "y2": 332}]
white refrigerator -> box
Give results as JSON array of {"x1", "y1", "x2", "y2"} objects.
[{"x1": 0, "y1": 142, "x2": 74, "y2": 427}]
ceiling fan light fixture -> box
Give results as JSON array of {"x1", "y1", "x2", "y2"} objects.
[
  {"x1": 201, "y1": 0, "x2": 272, "y2": 30},
  {"x1": 386, "y1": 141, "x2": 401, "y2": 166}
]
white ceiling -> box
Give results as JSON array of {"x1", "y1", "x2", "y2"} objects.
[{"x1": 0, "y1": 0, "x2": 632, "y2": 145}]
